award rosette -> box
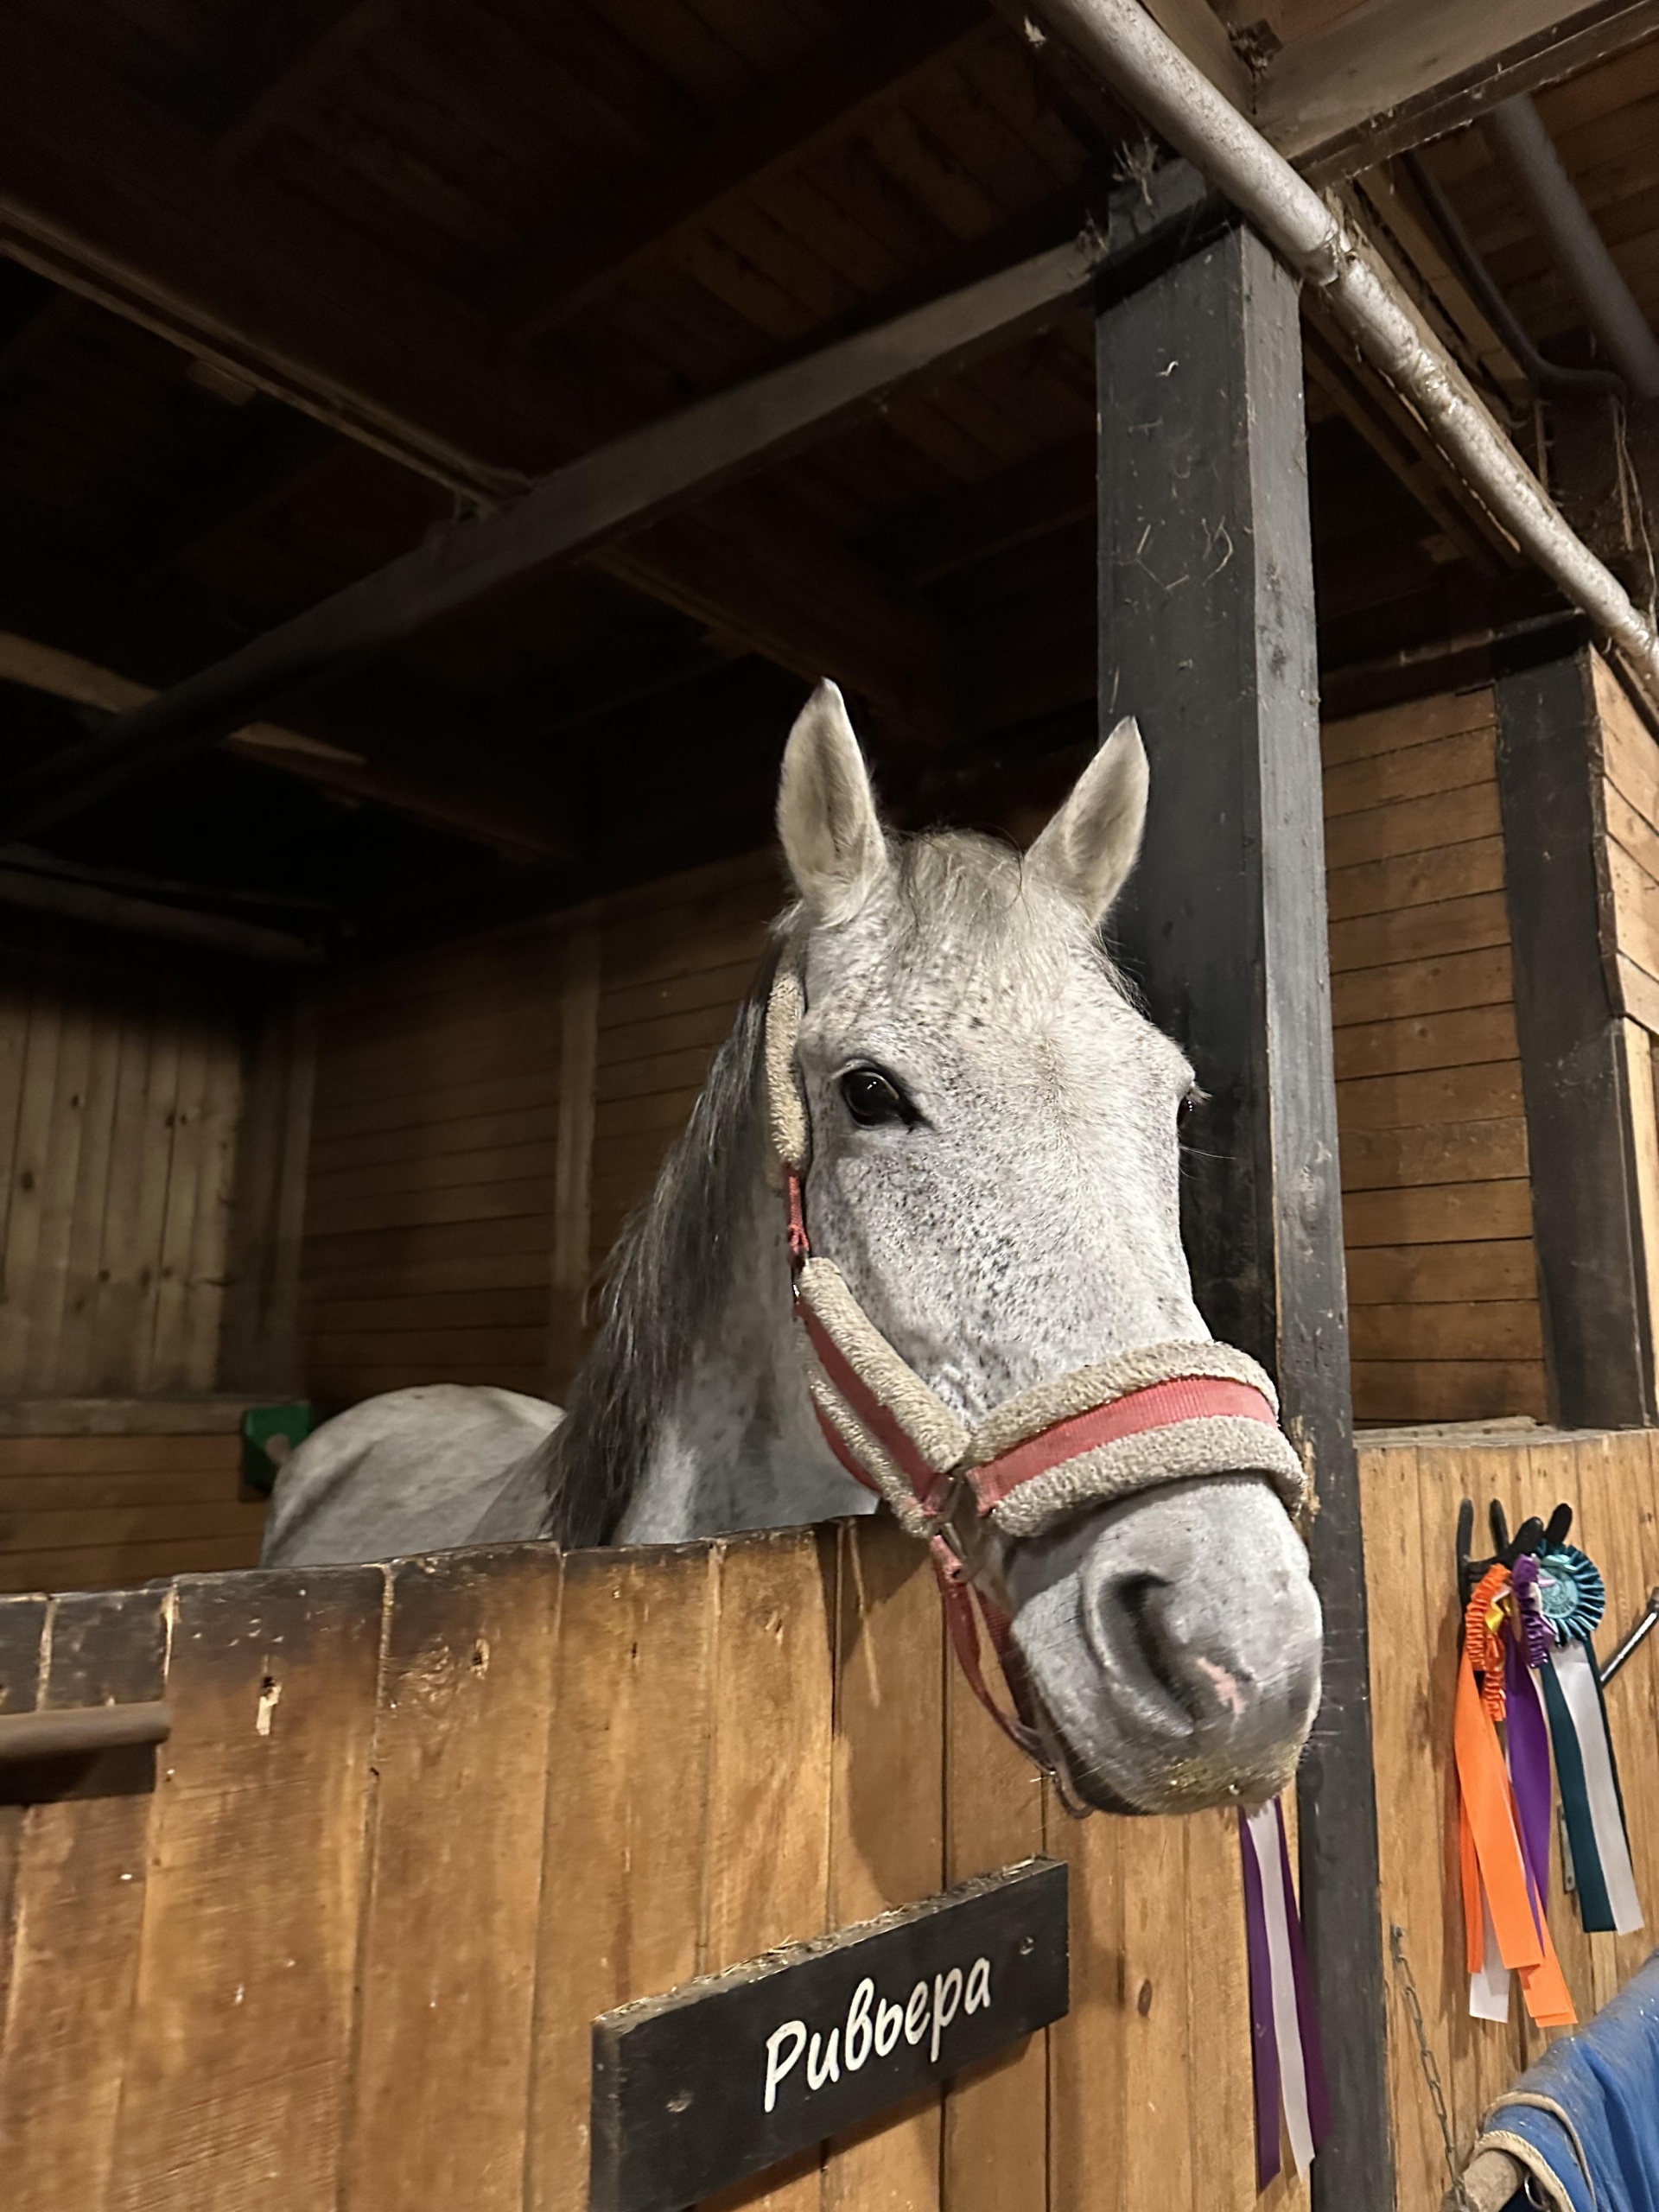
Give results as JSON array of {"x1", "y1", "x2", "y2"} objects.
[{"x1": 1535, "y1": 1542, "x2": 1643, "y2": 1937}]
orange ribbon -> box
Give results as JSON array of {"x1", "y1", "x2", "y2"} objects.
[{"x1": 1454, "y1": 1568, "x2": 1576, "y2": 2027}]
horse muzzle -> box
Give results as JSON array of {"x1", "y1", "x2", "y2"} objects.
[{"x1": 1007, "y1": 1476, "x2": 1324, "y2": 1815}]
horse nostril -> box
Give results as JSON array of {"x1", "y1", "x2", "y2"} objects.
[{"x1": 1116, "y1": 1573, "x2": 1190, "y2": 1711}]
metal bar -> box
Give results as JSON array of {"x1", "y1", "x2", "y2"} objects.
[
  {"x1": 1599, "y1": 1589, "x2": 1659, "y2": 1685},
  {"x1": 0, "y1": 1699, "x2": 172, "y2": 1764}
]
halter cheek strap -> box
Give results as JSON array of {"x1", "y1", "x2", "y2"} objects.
[{"x1": 764, "y1": 968, "x2": 1311, "y2": 1800}]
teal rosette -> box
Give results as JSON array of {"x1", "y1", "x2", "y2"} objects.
[{"x1": 1534, "y1": 1541, "x2": 1606, "y2": 1645}]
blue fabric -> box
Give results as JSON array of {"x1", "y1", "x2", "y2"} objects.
[{"x1": 1484, "y1": 1950, "x2": 1659, "y2": 2211}]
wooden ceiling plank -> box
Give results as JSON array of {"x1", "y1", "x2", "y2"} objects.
[
  {"x1": 0, "y1": 200, "x2": 1171, "y2": 836},
  {"x1": 874, "y1": 433, "x2": 1095, "y2": 584},
  {"x1": 0, "y1": 15, "x2": 942, "y2": 729},
  {"x1": 480, "y1": 0, "x2": 988, "y2": 335},
  {"x1": 1256, "y1": 0, "x2": 1659, "y2": 178}
]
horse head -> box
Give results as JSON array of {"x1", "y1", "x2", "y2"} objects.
[{"x1": 773, "y1": 681, "x2": 1322, "y2": 1816}]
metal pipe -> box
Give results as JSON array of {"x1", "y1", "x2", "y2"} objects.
[
  {"x1": 1599, "y1": 1587, "x2": 1659, "y2": 1686},
  {"x1": 0, "y1": 1700, "x2": 171, "y2": 1764},
  {"x1": 1021, "y1": 0, "x2": 1659, "y2": 707},
  {"x1": 1484, "y1": 95, "x2": 1659, "y2": 403},
  {"x1": 1401, "y1": 149, "x2": 1625, "y2": 400}
]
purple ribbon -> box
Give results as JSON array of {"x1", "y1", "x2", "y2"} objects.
[
  {"x1": 1274, "y1": 1796, "x2": 1332, "y2": 2151},
  {"x1": 1239, "y1": 1808, "x2": 1282, "y2": 2189},
  {"x1": 1240, "y1": 1797, "x2": 1331, "y2": 2188},
  {"x1": 1504, "y1": 1627, "x2": 1554, "y2": 1923}
]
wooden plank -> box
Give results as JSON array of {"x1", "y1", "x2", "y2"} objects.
[
  {"x1": 105, "y1": 1565, "x2": 385, "y2": 2212},
  {"x1": 1346, "y1": 1238, "x2": 1538, "y2": 1305},
  {"x1": 42, "y1": 983, "x2": 123, "y2": 1395},
  {"x1": 1322, "y1": 725, "x2": 1496, "y2": 817},
  {"x1": 939, "y1": 1590, "x2": 1047, "y2": 2211},
  {"x1": 1497, "y1": 650, "x2": 1654, "y2": 1424},
  {"x1": 822, "y1": 1516, "x2": 944, "y2": 2210},
  {"x1": 177, "y1": 1017, "x2": 241, "y2": 1392},
  {"x1": 0, "y1": 1467, "x2": 251, "y2": 1514},
  {"x1": 308, "y1": 1068, "x2": 563, "y2": 1147},
  {"x1": 1349, "y1": 1299, "x2": 1543, "y2": 1361},
  {"x1": 0, "y1": 976, "x2": 67, "y2": 1393},
  {"x1": 0, "y1": 1535, "x2": 264, "y2": 1594},
  {"x1": 1255, "y1": 0, "x2": 1659, "y2": 173},
  {"x1": 1046, "y1": 1805, "x2": 1125, "y2": 2212},
  {"x1": 92, "y1": 994, "x2": 182, "y2": 1397},
  {"x1": 1604, "y1": 838, "x2": 1659, "y2": 988},
  {"x1": 598, "y1": 957, "x2": 762, "y2": 1035},
  {"x1": 550, "y1": 922, "x2": 599, "y2": 1394},
  {"x1": 1331, "y1": 944, "x2": 1512, "y2": 1028},
  {"x1": 0, "y1": 1433, "x2": 242, "y2": 1472},
  {"x1": 1595, "y1": 655, "x2": 1659, "y2": 837},
  {"x1": 1326, "y1": 834, "x2": 1506, "y2": 925},
  {"x1": 0, "y1": 1586, "x2": 167, "y2": 2212},
  {"x1": 1616, "y1": 952, "x2": 1659, "y2": 1036},
  {"x1": 699, "y1": 1529, "x2": 836, "y2": 2211},
  {"x1": 1339, "y1": 1114, "x2": 1528, "y2": 1192},
  {"x1": 143, "y1": 1016, "x2": 213, "y2": 1395},
  {"x1": 1342, "y1": 1176, "x2": 1535, "y2": 1246},
  {"x1": 310, "y1": 1175, "x2": 555, "y2": 1240},
  {"x1": 0, "y1": 1589, "x2": 47, "y2": 2133},
  {"x1": 1351, "y1": 1360, "x2": 1549, "y2": 1421},
  {"x1": 340, "y1": 1549, "x2": 561, "y2": 2212},
  {"x1": 299, "y1": 1249, "x2": 551, "y2": 1302},
  {"x1": 1334, "y1": 1058, "x2": 1522, "y2": 1131},
  {"x1": 1323, "y1": 783, "x2": 1502, "y2": 872},
  {"x1": 1320, "y1": 687, "x2": 1494, "y2": 766},
  {"x1": 0, "y1": 1501, "x2": 269, "y2": 1555},
  {"x1": 524, "y1": 1546, "x2": 715, "y2": 2212},
  {"x1": 219, "y1": 987, "x2": 317, "y2": 1396},
  {"x1": 1328, "y1": 889, "x2": 1510, "y2": 975},
  {"x1": 1333, "y1": 1002, "x2": 1518, "y2": 1081}
]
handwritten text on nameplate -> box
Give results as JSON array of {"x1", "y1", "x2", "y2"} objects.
[{"x1": 589, "y1": 1857, "x2": 1068, "y2": 2212}]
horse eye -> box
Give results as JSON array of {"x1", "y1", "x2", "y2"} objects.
[
  {"x1": 1177, "y1": 1089, "x2": 1198, "y2": 1130},
  {"x1": 841, "y1": 1066, "x2": 910, "y2": 1128}
]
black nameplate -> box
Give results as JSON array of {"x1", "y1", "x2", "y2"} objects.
[{"x1": 589, "y1": 1856, "x2": 1067, "y2": 2212}]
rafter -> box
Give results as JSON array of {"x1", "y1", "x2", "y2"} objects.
[
  {"x1": 479, "y1": 0, "x2": 987, "y2": 335},
  {"x1": 0, "y1": 14, "x2": 954, "y2": 733},
  {"x1": 1255, "y1": 0, "x2": 1659, "y2": 176}
]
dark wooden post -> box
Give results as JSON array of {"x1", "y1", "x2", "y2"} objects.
[
  {"x1": 1495, "y1": 644, "x2": 1656, "y2": 1427},
  {"x1": 1098, "y1": 222, "x2": 1393, "y2": 2206}
]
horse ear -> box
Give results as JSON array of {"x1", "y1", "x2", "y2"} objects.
[
  {"x1": 1027, "y1": 715, "x2": 1148, "y2": 921},
  {"x1": 777, "y1": 680, "x2": 888, "y2": 919}
]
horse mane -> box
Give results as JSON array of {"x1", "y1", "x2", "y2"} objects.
[
  {"x1": 524, "y1": 826, "x2": 1113, "y2": 1548},
  {"x1": 526, "y1": 926, "x2": 791, "y2": 1546}
]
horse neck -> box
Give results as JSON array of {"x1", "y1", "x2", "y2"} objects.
[{"x1": 613, "y1": 1147, "x2": 853, "y2": 1542}]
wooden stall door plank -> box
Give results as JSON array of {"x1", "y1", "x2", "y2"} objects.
[
  {"x1": 0, "y1": 1586, "x2": 167, "y2": 2212},
  {"x1": 340, "y1": 1548, "x2": 562, "y2": 2212},
  {"x1": 0, "y1": 1592, "x2": 48, "y2": 2077},
  {"x1": 823, "y1": 1516, "x2": 944, "y2": 2212},
  {"x1": 698, "y1": 1528, "x2": 836, "y2": 2212},
  {"x1": 105, "y1": 1565, "x2": 385, "y2": 2212},
  {"x1": 940, "y1": 1602, "x2": 1046, "y2": 2212},
  {"x1": 524, "y1": 1544, "x2": 717, "y2": 2212},
  {"x1": 1044, "y1": 1802, "x2": 1125, "y2": 2212},
  {"x1": 1358, "y1": 1441, "x2": 1448, "y2": 2212}
]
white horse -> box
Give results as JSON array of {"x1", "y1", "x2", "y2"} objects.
[{"x1": 264, "y1": 683, "x2": 1322, "y2": 1815}]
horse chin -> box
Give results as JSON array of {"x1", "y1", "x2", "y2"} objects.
[{"x1": 1006, "y1": 1478, "x2": 1322, "y2": 1817}]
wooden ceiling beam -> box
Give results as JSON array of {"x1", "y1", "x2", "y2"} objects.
[
  {"x1": 0, "y1": 14, "x2": 957, "y2": 734},
  {"x1": 0, "y1": 629, "x2": 581, "y2": 861},
  {"x1": 480, "y1": 0, "x2": 988, "y2": 336},
  {"x1": 871, "y1": 435, "x2": 1095, "y2": 585},
  {"x1": 1255, "y1": 0, "x2": 1659, "y2": 179}
]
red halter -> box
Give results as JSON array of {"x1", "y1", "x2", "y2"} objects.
[{"x1": 784, "y1": 1166, "x2": 1290, "y2": 1805}]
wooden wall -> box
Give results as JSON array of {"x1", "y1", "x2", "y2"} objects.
[
  {"x1": 301, "y1": 919, "x2": 575, "y2": 1406},
  {"x1": 0, "y1": 1401, "x2": 265, "y2": 1594},
  {"x1": 0, "y1": 917, "x2": 247, "y2": 1399},
  {"x1": 1365, "y1": 1426, "x2": 1659, "y2": 2208},
  {"x1": 0, "y1": 1512, "x2": 1306, "y2": 2212},
  {"x1": 301, "y1": 851, "x2": 782, "y2": 1410},
  {"x1": 1322, "y1": 688, "x2": 1548, "y2": 1426}
]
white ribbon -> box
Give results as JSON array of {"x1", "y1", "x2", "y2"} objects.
[
  {"x1": 1549, "y1": 1641, "x2": 1643, "y2": 1936},
  {"x1": 1244, "y1": 1801, "x2": 1316, "y2": 2177},
  {"x1": 1469, "y1": 1885, "x2": 1512, "y2": 2022}
]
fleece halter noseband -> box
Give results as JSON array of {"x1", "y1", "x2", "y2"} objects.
[{"x1": 764, "y1": 967, "x2": 1309, "y2": 1805}]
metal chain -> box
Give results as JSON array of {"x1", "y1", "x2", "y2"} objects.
[{"x1": 1389, "y1": 1923, "x2": 1477, "y2": 2211}]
